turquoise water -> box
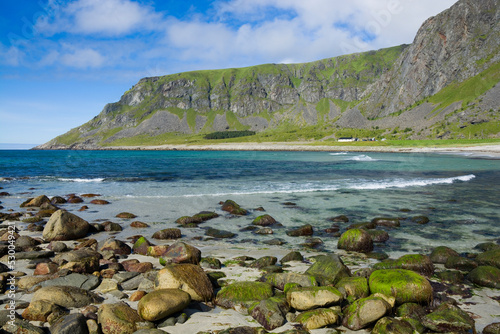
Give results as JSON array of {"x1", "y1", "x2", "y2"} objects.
[{"x1": 0, "y1": 150, "x2": 499, "y2": 256}]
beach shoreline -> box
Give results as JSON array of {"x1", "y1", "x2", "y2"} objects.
[{"x1": 96, "y1": 142, "x2": 500, "y2": 159}]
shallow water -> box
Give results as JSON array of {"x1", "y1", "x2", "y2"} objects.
[{"x1": 1, "y1": 149, "x2": 499, "y2": 257}]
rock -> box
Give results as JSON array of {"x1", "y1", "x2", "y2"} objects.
[
  {"x1": 372, "y1": 317, "x2": 414, "y2": 334},
  {"x1": 200, "y1": 257, "x2": 222, "y2": 269},
  {"x1": 476, "y1": 248, "x2": 500, "y2": 268},
  {"x1": 411, "y1": 216, "x2": 430, "y2": 224},
  {"x1": 205, "y1": 227, "x2": 235, "y2": 239},
  {"x1": 48, "y1": 241, "x2": 68, "y2": 252},
  {"x1": 21, "y1": 300, "x2": 68, "y2": 322},
  {"x1": 147, "y1": 245, "x2": 169, "y2": 257},
  {"x1": 295, "y1": 308, "x2": 340, "y2": 330},
  {"x1": 113, "y1": 271, "x2": 140, "y2": 283},
  {"x1": 43, "y1": 210, "x2": 90, "y2": 241},
  {"x1": 260, "y1": 272, "x2": 318, "y2": 290},
  {"x1": 329, "y1": 215, "x2": 349, "y2": 223},
  {"x1": 305, "y1": 254, "x2": 351, "y2": 286},
  {"x1": 50, "y1": 313, "x2": 89, "y2": 334},
  {"x1": 335, "y1": 276, "x2": 369, "y2": 302},
  {"x1": 483, "y1": 323, "x2": 500, "y2": 334},
  {"x1": 160, "y1": 241, "x2": 201, "y2": 265},
  {"x1": 34, "y1": 262, "x2": 59, "y2": 275},
  {"x1": 21, "y1": 195, "x2": 51, "y2": 207},
  {"x1": 369, "y1": 269, "x2": 433, "y2": 305},
  {"x1": 124, "y1": 261, "x2": 153, "y2": 273},
  {"x1": 249, "y1": 256, "x2": 277, "y2": 269},
  {"x1": 252, "y1": 215, "x2": 277, "y2": 226},
  {"x1": 138, "y1": 289, "x2": 191, "y2": 321},
  {"x1": 133, "y1": 237, "x2": 153, "y2": 255},
  {"x1": 250, "y1": 297, "x2": 289, "y2": 330},
  {"x1": 286, "y1": 224, "x2": 313, "y2": 237},
  {"x1": 98, "y1": 302, "x2": 143, "y2": 334},
  {"x1": 102, "y1": 221, "x2": 123, "y2": 232},
  {"x1": 154, "y1": 264, "x2": 214, "y2": 302},
  {"x1": 131, "y1": 221, "x2": 149, "y2": 228},
  {"x1": 152, "y1": 228, "x2": 182, "y2": 239},
  {"x1": 254, "y1": 227, "x2": 273, "y2": 235},
  {"x1": 51, "y1": 196, "x2": 67, "y2": 204},
  {"x1": 221, "y1": 200, "x2": 248, "y2": 215},
  {"x1": 467, "y1": 265, "x2": 500, "y2": 288},
  {"x1": 116, "y1": 212, "x2": 137, "y2": 219},
  {"x1": 100, "y1": 238, "x2": 132, "y2": 255},
  {"x1": 373, "y1": 254, "x2": 434, "y2": 276},
  {"x1": 96, "y1": 278, "x2": 120, "y2": 293},
  {"x1": 286, "y1": 286, "x2": 343, "y2": 311},
  {"x1": 342, "y1": 296, "x2": 392, "y2": 330},
  {"x1": 444, "y1": 255, "x2": 478, "y2": 271},
  {"x1": 430, "y1": 246, "x2": 460, "y2": 264},
  {"x1": 421, "y1": 303, "x2": 475, "y2": 333},
  {"x1": 2, "y1": 318, "x2": 44, "y2": 334},
  {"x1": 337, "y1": 228, "x2": 373, "y2": 253},
  {"x1": 32, "y1": 286, "x2": 103, "y2": 308},
  {"x1": 372, "y1": 217, "x2": 400, "y2": 228},
  {"x1": 15, "y1": 235, "x2": 40, "y2": 249},
  {"x1": 18, "y1": 275, "x2": 55, "y2": 289},
  {"x1": 280, "y1": 251, "x2": 303, "y2": 263},
  {"x1": 68, "y1": 195, "x2": 84, "y2": 203},
  {"x1": 216, "y1": 281, "x2": 274, "y2": 310},
  {"x1": 53, "y1": 248, "x2": 101, "y2": 274},
  {"x1": 175, "y1": 216, "x2": 203, "y2": 226},
  {"x1": 130, "y1": 290, "x2": 146, "y2": 301},
  {"x1": 436, "y1": 270, "x2": 464, "y2": 284},
  {"x1": 366, "y1": 229, "x2": 390, "y2": 243},
  {"x1": 192, "y1": 211, "x2": 219, "y2": 221}
]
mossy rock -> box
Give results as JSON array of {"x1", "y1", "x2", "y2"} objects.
[
  {"x1": 467, "y1": 265, "x2": 500, "y2": 288},
  {"x1": 221, "y1": 200, "x2": 248, "y2": 215},
  {"x1": 175, "y1": 216, "x2": 203, "y2": 226},
  {"x1": 286, "y1": 286, "x2": 343, "y2": 311},
  {"x1": 430, "y1": 246, "x2": 460, "y2": 264},
  {"x1": 372, "y1": 317, "x2": 414, "y2": 334},
  {"x1": 396, "y1": 302, "x2": 426, "y2": 319},
  {"x1": 305, "y1": 254, "x2": 351, "y2": 286},
  {"x1": 369, "y1": 269, "x2": 433, "y2": 305},
  {"x1": 192, "y1": 211, "x2": 219, "y2": 221},
  {"x1": 200, "y1": 257, "x2": 222, "y2": 269},
  {"x1": 366, "y1": 229, "x2": 390, "y2": 243},
  {"x1": 444, "y1": 255, "x2": 478, "y2": 272},
  {"x1": 260, "y1": 272, "x2": 318, "y2": 290},
  {"x1": 252, "y1": 214, "x2": 276, "y2": 226},
  {"x1": 280, "y1": 251, "x2": 303, "y2": 263},
  {"x1": 294, "y1": 308, "x2": 340, "y2": 330},
  {"x1": 411, "y1": 216, "x2": 430, "y2": 225},
  {"x1": 372, "y1": 217, "x2": 400, "y2": 228},
  {"x1": 421, "y1": 303, "x2": 474, "y2": 333},
  {"x1": 337, "y1": 228, "x2": 373, "y2": 253},
  {"x1": 132, "y1": 236, "x2": 153, "y2": 255},
  {"x1": 205, "y1": 227, "x2": 236, "y2": 239},
  {"x1": 249, "y1": 296, "x2": 289, "y2": 331},
  {"x1": 436, "y1": 270, "x2": 464, "y2": 284},
  {"x1": 217, "y1": 327, "x2": 268, "y2": 334},
  {"x1": 249, "y1": 256, "x2": 277, "y2": 269},
  {"x1": 335, "y1": 276, "x2": 369, "y2": 302},
  {"x1": 215, "y1": 281, "x2": 274, "y2": 310},
  {"x1": 152, "y1": 228, "x2": 182, "y2": 240},
  {"x1": 347, "y1": 221, "x2": 376, "y2": 230},
  {"x1": 286, "y1": 224, "x2": 313, "y2": 237},
  {"x1": 373, "y1": 254, "x2": 434, "y2": 276},
  {"x1": 474, "y1": 242, "x2": 500, "y2": 252},
  {"x1": 116, "y1": 212, "x2": 137, "y2": 219},
  {"x1": 476, "y1": 248, "x2": 500, "y2": 269},
  {"x1": 342, "y1": 296, "x2": 392, "y2": 330},
  {"x1": 483, "y1": 322, "x2": 500, "y2": 334}
]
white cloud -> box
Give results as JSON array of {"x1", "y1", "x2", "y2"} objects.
[
  {"x1": 61, "y1": 48, "x2": 105, "y2": 68},
  {"x1": 0, "y1": 45, "x2": 24, "y2": 66},
  {"x1": 36, "y1": 0, "x2": 164, "y2": 36}
]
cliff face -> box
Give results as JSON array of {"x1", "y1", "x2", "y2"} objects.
[{"x1": 37, "y1": 0, "x2": 500, "y2": 149}]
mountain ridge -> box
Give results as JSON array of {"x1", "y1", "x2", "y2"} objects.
[{"x1": 36, "y1": 0, "x2": 500, "y2": 149}]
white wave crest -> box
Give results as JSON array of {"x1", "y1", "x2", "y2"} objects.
[
  {"x1": 58, "y1": 178, "x2": 105, "y2": 183},
  {"x1": 329, "y1": 152, "x2": 348, "y2": 156},
  {"x1": 346, "y1": 154, "x2": 378, "y2": 161},
  {"x1": 351, "y1": 174, "x2": 476, "y2": 190}
]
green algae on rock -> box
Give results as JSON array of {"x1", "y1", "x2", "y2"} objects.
[
  {"x1": 337, "y1": 228, "x2": 374, "y2": 253},
  {"x1": 335, "y1": 276, "x2": 369, "y2": 302},
  {"x1": 305, "y1": 254, "x2": 351, "y2": 286},
  {"x1": 342, "y1": 296, "x2": 392, "y2": 330},
  {"x1": 286, "y1": 286, "x2": 343, "y2": 311},
  {"x1": 372, "y1": 317, "x2": 414, "y2": 334},
  {"x1": 137, "y1": 289, "x2": 191, "y2": 321},
  {"x1": 429, "y1": 246, "x2": 460, "y2": 264},
  {"x1": 369, "y1": 269, "x2": 433, "y2": 305},
  {"x1": 294, "y1": 308, "x2": 340, "y2": 330},
  {"x1": 215, "y1": 281, "x2": 274, "y2": 310},
  {"x1": 467, "y1": 265, "x2": 500, "y2": 288},
  {"x1": 373, "y1": 254, "x2": 434, "y2": 276},
  {"x1": 421, "y1": 303, "x2": 475, "y2": 333}
]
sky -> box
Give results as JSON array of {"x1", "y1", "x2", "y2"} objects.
[{"x1": 0, "y1": 0, "x2": 458, "y2": 146}]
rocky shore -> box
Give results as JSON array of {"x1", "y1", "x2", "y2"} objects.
[{"x1": 0, "y1": 194, "x2": 500, "y2": 334}]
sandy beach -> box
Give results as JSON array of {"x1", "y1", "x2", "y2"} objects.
[{"x1": 108, "y1": 142, "x2": 500, "y2": 159}]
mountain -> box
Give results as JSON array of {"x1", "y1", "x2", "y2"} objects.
[{"x1": 37, "y1": 0, "x2": 499, "y2": 149}]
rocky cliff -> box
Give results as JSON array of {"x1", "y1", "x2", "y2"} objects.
[{"x1": 37, "y1": 0, "x2": 499, "y2": 149}]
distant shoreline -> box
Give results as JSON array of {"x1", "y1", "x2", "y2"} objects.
[{"x1": 86, "y1": 142, "x2": 500, "y2": 157}]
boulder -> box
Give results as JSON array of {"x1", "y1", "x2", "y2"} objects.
[
  {"x1": 335, "y1": 276, "x2": 370, "y2": 302},
  {"x1": 295, "y1": 308, "x2": 340, "y2": 330},
  {"x1": 175, "y1": 216, "x2": 203, "y2": 226},
  {"x1": 421, "y1": 303, "x2": 474, "y2": 333},
  {"x1": 21, "y1": 195, "x2": 51, "y2": 207},
  {"x1": 372, "y1": 317, "x2": 414, "y2": 334},
  {"x1": 372, "y1": 217, "x2": 400, "y2": 228},
  {"x1": 221, "y1": 200, "x2": 248, "y2": 215},
  {"x1": 369, "y1": 269, "x2": 433, "y2": 305},
  {"x1": 90, "y1": 199, "x2": 110, "y2": 205},
  {"x1": 116, "y1": 212, "x2": 137, "y2": 219},
  {"x1": 100, "y1": 238, "x2": 132, "y2": 255},
  {"x1": 32, "y1": 286, "x2": 102, "y2": 308},
  {"x1": 154, "y1": 264, "x2": 214, "y2": 302},
  {"x1": 43, "y1": 210, "x2": 90, "y2": 241},
  {"x1": 249, "y1": 256, "x2": 277, "y2": 269},
  {"x1": 373, "y1": 254, "x2": 434, "y2": 276},
  {"x1": 133, "y1": 237, "x2": 153, "y2": 255},
  {"x1": 429, "y1": 246, "x2": 460, "y2": 264},
  {"x1": 192, "y1": 211, "x2": 219, "y2": 221},
  {"x1": 54, "y1": 248, "x2": 101, "y2": 274},
  {"x1": 131, "y1": 221, "x2": 150, "y2": 228},
  {"x1": 337, "y1": 228, "x2": 373, "y2": 253},
  {"x1": 98, "y1": 302, "x2": 142, "y2": 334},
  {"x1": 2, "y1": 318, "x2": 44, "y2": 334},
  {"x1": 205, "y1": 227, "x2": 236, "y2": 239},
  {"x1": 50, "y1": 313, "x2": 89, "y2": 334},
  {"x1": 260, "y1": 272, "x2": 318, "y2": 290},
  {"x1": 477, "y1": 249, "x2": 500, "y2": 268},
  {"x1": 200, "y1": 257, "x2": 222, "y2": 269},
  {"x1": 152, "y1": 228, "x2": 182, "y2": 239},
  {"x1": 280, "y1": 251, "x2": 303, "y2": 263},
  {"x1": 252, "y1": 215, "x2": 277, "y2": 226},
  {"x1": 216, "y1": 281, "x2": 274, "y2": 310},
  {"x1": 250, "y1": 297, "x2": 289, "y2": 330},
  {"x1": 444, "y1": 255, "x2": 478, "y2": 271},
  {"x1": 137, "y1": 289, "x2": 191, "y2": 321},
  {"x1": 160, "y1": 241, "x2": 201, "y2": 265},
  {"x1": 366, "y1": 229, "x2": 390, "y2": 243},
  {"x1": 483, "y1": 323, "x2": 500, "y2": 334},
  {"x1": 305, "y1": 254, "x2": 351, "y2": 286},
  {"x1": 286, "y1": 286, "x2": 343, "y2": 311},
  {"x1": 467, "y1": 265, "x2": 500, "y2": 288},
  {"x1": 21, "y1": 300, "x2": 68, "y2": 322},
  {"x1": 342, "y1": 296, "x2": 392, "y2": 330},
  {"x1": 37, "y1": 273, "x2": 100, "y2": 290},
  {"x1": 286, "y1": 224, "x2": 313, "y2": 237}
]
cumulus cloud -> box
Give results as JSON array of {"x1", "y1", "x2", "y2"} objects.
[
  {"x1": 60, "y1": 48, "x2": 106, "y2": 68},
  {"x1": 36, "y1": 0, "x2": 164, "y2": 36}
]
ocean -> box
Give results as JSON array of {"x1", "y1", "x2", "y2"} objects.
[{"x1": 1, "y1": 149, "x2": 499, "y2": 257}]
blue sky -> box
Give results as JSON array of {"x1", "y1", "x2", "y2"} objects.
[{"x1": 0, "y1": 0, "x2": 457, "y2": 146}]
